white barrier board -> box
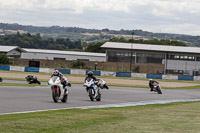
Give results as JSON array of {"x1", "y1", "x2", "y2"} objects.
[
  {"x1": 10, "y1": 66, "x2": 25, "y2": 72},
  {"x1": 71, "y1": 69, "x2": 85, "y2": 75},
  {"x1": 101, "y1": 71, "x2": 116, "y2": 77},
  {"x1": 131, "y1": 73, "x2": 146, "y2": 78},
  {"x1": 162, "y1": 75, "x2": 178, "y2": 80}
]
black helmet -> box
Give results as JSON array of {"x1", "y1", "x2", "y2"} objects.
[{"x1": 88, "y1": 71, "x2": 93, "y2": 77}]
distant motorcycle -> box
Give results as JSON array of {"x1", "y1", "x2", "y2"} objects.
[
  {"x1": 25, "y1": 76, "x2": 41, "y2": 85},
  {"x1": 151, "y1": 81, "x2": 162, "y2": 94},
  {"x1": 0, "y1": 77, "x2": 3, "y2": 82},
  {"x1": 84, "y1": 77, "x2": 101, "y2": 101},
  {"x1": 48, "y1": 75, "x2": 70, "y2": 103}
]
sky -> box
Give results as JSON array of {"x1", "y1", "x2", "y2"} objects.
[{"x1": 0, "y1": 0, "x2": 200, "y2": 35}]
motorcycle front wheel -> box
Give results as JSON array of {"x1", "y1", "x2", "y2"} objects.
[
  {"x1": 52, "y1": 89, "x2": 59, "y2": 103},
  {"x1": 0, "y1": 77, "x2": 2, "y2": 82},
  {"x1": 88, "y1": 89, "x2": 95, "y2": 101}
]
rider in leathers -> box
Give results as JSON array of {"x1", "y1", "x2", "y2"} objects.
[
  {"x1": 149, "y1": 79, "x2": 158, "y2": 91},
  {"x1": 51, "y1": 70, "x2": 71, "y2": 88},
  {"x1": 85, "y1": 71, "x2": 109, "y2": 89}
]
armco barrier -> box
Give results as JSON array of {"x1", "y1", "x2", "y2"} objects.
[
  {"x1": 10, "y1": 66, "x2": 24, "y2": 72},
  {"x1": 162, "y1": 75, "x2": 178, "y2": 80},
  {"x1": 0, "y1": 65, "x2": 10, "y2": 71},
  {"x1": 25, "y1": 67, "x2": 39, "y2": 72},
  {"x1": 86, "y1": 70, "x2": 101, "y2": 76},
  {"x1": 131, "y1": 73, "x2": 146, "y2": 78},
  {"x1": 147, "y1": 74, "x2": 162, "y2": 79},
  {"x1": 178, "y1": 75, "x2": 194, "y2": 81},
  {"x1": 71, "y1": 69, "x2": 85, "y2": 75},
  {"x1": 56, "y1": 69, "x2": 70, "y2": 74},
  {"x1": 2, "y1": 65, "x2": 200, "y2": 81},
  {"x1": 101, "y1": 71, "x2": 116, "y2": 77},
  {"x1": 116, "y1": 72, "x2": 131, "y2": 77}
]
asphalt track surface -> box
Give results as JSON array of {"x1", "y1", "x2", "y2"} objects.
[{"x1": 1, "y1": 80, "x2": 200, "y2": 114}]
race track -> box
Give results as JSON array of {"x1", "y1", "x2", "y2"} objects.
[{"x1": 1, "y1": 81, "x2": 200, "y2": 114}]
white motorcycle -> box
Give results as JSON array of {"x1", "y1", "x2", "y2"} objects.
[
  {"x1": 84, "y1": 78, "x2": 101, "y2": 101},
  {"x1": 48, "y1": 76, "x2": 70, "y2": 103}
]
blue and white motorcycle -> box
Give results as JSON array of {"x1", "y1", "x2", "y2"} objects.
[{"x1": 84, "y1": 77, "x2": 101, "y2": 101}]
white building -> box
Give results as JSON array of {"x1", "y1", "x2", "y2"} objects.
[
  {"x1": 0, "y1": 45, "x2": 106, "y2": 62},
  {"x1": 21, "y1": 48, "x2": 106, "y2": 62}
]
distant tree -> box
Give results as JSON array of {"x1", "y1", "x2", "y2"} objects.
[
  {"x1": 85, "y1": 41, "x2": 106, "y2": 53},
  {"x1": 102, "y1": 28, "x2": 110, "y2": 33},
  {"x1": 0, "y1": 54, "x2": 9, "y2": 64},
  {"x1": 0, "y1": 33, "x2": 83, "y2": 50},
  {"x1": 109, "y1": 37, "x2": 187, "y2": 46}
]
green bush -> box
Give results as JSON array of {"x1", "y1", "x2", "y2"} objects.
[
  {"x1": 0, "y1": 54, "x2": 9, "y2": 64},
  {"x1": 134, "y1": 66, "x2": 140, "y2": 73},
  {"x1": 72, "y1": 60, "x2": 85, "y2": 69}
]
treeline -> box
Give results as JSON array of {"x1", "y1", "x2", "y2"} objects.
[
  {"x1": 0, "y1": 33, "x2": 82, "y2": 50},
  {"x1": 0, "y1": 23, "x2": 134, "y2": 35},
  {"x1": 85, "y1": 37, "x2": 187, "y2": 53},
  {"x1": 109, "y1": 37, "x2": 187, "y2": 46},
  {"x1": 0, "y1": 32, "x2": 188, "y2": 53},
  {"x1": 1, "y1": 23, "x2": 200, "y2": 46}
]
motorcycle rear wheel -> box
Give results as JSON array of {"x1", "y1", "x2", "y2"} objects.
[
  {"x1": 37, "y1": 81, "x2": 41, "y2": 85},
  {"x1": 96, "y1": 90, "x2": 101, "y2": 101},
  {"x1": 157, "y1": 87, "x2": 162, "y2": 94},
  {"x1": 61, "y1": 90, "x2": 68, "y2": 103},
  {"x1": 96, "y1": 96, "x2": 101, "y2": 101}
]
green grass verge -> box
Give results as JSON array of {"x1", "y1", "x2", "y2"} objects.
[
  {"x1": 0, "y1": 82, "x2": 47, "y2": 87},
  {"x1": 1, "y1": 78, "x2": 199, "y2": 89},
  {"x1": 1, "y1": 70, "x2": 200, "y2": 89},
  {"x1": 1, "y1": 101, "x2": 200, "y2": 132},
  {"x1": 1, "y1": 70, "x2": 200, "y2": 84}
]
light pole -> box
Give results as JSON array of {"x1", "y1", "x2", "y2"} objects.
[{"x1": 130, "y1": 32, "x2": 134, "y2": 72}]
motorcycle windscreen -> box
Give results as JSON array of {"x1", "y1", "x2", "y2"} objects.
[
  {"x1": 86, "y1": 77, "x2": 93, "y2": 82},
  {"x1": 52, "y1": 76, "x2": 60, "y2": 83}
]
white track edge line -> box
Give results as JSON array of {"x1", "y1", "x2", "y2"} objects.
[{"x1": 1, "y1": 99, "x2": 200, "y2": 115}]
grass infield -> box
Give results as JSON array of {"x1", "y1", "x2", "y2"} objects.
[{"x1": 1, "y1": 101, "x2": 200, "y2": 132}]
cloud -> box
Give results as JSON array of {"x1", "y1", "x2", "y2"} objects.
[{"x1": 0, "y1": 0, "x2": 200, "y2": 35}]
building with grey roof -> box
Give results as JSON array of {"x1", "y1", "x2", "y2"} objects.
[
  {"x1": 0, "y1": 45, "x2": 25, "y2": 58},
  {"x1": 21, "y1": 48, "x2": 106, "y2": 62},
  {"x1": 0, "y1": 45, "x2": 106, "y2": 62},
  {"x1": 101, "y1": 42, "x2": 200, "y2": 75}
]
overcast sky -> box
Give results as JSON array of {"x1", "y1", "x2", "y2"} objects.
[{"x1": 0, "y1": 0, "x2": 200, "y2": 35}]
